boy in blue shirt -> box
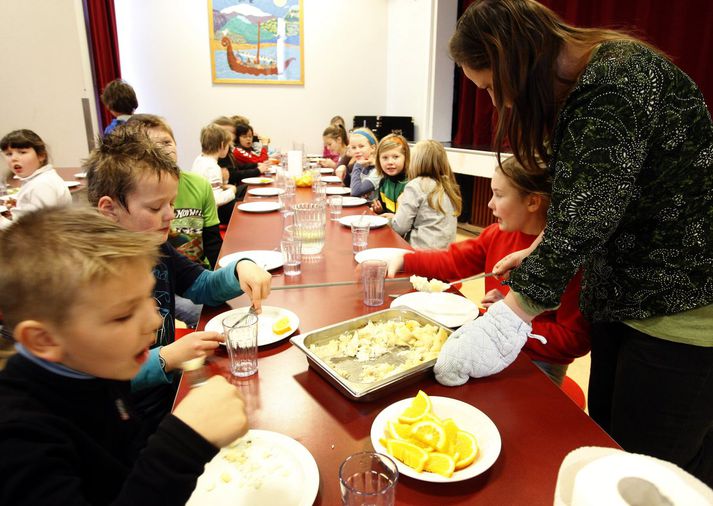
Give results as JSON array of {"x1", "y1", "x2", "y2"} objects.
[{"x1": 85, "y1": 126, "x2": 272, "y2": 429}]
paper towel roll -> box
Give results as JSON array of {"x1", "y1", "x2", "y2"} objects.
[
  {"x1": 287, "y1": 150, "x2": 303, "y2": 177},
  {"x1": 570, "y1": 453, "x2": 710, "y2": 506}
]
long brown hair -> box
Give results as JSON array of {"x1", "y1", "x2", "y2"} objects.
[
  {"x1": 409, "y1": 140, "x2": 462, "y2": 216},
  {"x1": 449, "y1": 0, "x2": 654, "y2": 172}
]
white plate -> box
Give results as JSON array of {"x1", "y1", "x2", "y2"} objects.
[
  {"x1": 205, "y1": 306, "x2": 300, "y2": 346},
  {"x1": 74, "y1": 172, "x2": 87, "y2": 178},
  {"x1": 370, "y1": 396, "x2": 501, "y2": 483},
  {"x1": 248, "y1": 187, "x2": 285, "y2": 197},
  {"x1": 320, "y1": 175, "x2": 342, "y2": 183},
  {"x1": 65, "y1": 181, "x2": 81, "y2": 188},
  {"x1": 354, "y1": 248, "x2": 413, "y2": 264},
  {"x1": 324, "y1": 186, "x2": 351, "y2": 195},
  {"x1": 238, "y1": 201, "x2": 281, "y2": 213},
  {"x1": 218, "y1": 250, "x2": 285, "y2": 270},
  {"x1": 338, "y1": 215, "x2": 389, "y2": 228},
  {"x1": 186, "y1": 429, "x2": 319, "y2": 506},
  {"x1": 390, "y1": 292, "x2": 479, "y2": 328},
  {"x1": 242, "y1": 177, "x2": 275, "y2": 185},
  {"x1": 319, "y1": 168, "x2": 334, "y2": 174},
  {"x1": 0, "y1": 195, "x2": 14, "y2": 203},
  {"x1": 341, "y1": 197, "x2": 367, "y2": 207},
  {"x1": 0, "y1": 205, "x2": 6, "y2": 213}
]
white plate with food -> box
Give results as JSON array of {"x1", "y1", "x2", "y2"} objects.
[
  {"x1": 390, "y1": 292, "x2": 479, "y2": 328},
  {"x1": 337, "y1": 215, "x2": 389, "y2": 229},
  {"x1": 324, "y1": 186, "x2": 351, "y2": 195},
  {"x1": 205, "y1": 306, "x2": 300, "y2": 346},
  {"x1": 341, "y1": 197, "x2": 367, "y2": 207},
  {"x1": 370, "y1": 396, "x2": 501, "y2": 483},
  {"x1": 242, "y1": 177, "x2": 275, "y2": 185},
  {"x1": 320, "y1": 175, "x2": 342, "y2": 183},
  {"x1": 186, "y1": 429, "x2": 319, "y2": 506},
  {"x1": 248, "y1": 187, "x2": 285, "y2": 197},
  {"x1": 65, "y1": 181, "x2": 81, "y2": 188},
  {"x1": 354, "y1": 248, "x2": 413, "y2": 264},
  {"x1": 217, "y1": 250, "x2": 285, "y2": 270},
  {"x1": 74, "y1": 172, "x2": 87, "y2": 178},
  {"x1": 238, "y1": 202, "x2": 281, "y2": 213}
]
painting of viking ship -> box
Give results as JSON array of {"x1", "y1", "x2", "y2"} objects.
[{"x1": 208, "y1": 0, "x2": 304, "y2": 85}]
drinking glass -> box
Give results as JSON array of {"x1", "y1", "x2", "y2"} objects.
[
  {"x1": 339, "y1": 452, "x2": 398, "y2": 506},
  {"x1": 280, "y1": 238, "x2": 302, "y2": 276},
  {"x1": 313, "y1": 181, "x2": 327, "y2": 201},
  {"x1": 278, "y1": 191, "x2": 295, "y2": 212},
  {"x1": 361, "y1": 259, "x2": 387, "y2": 306},
  {"x1": 328, "y1": 195, "x2": 343, "y2": 221},
  {"x1": 222, "y1": 312, "x2": 258, "y2": 377},
  {"x1": 351, "y1": 222, "x2": 370, "y2": 254}
]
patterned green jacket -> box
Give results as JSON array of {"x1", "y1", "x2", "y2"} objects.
[{"x1": 509, "y1": 41, "x2": 713, "y2": 323}]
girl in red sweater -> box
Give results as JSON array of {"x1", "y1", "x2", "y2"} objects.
[
  {"x1": 232, "y1": 123, "x2": 269, "y2": 166},
  {"x1": 388, "y1": 157, "x2": 590, "y2": 384}
]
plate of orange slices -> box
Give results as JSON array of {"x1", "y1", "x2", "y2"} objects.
[{"x1": 370, "y1": 390, "x2": 501, "y2": 482}]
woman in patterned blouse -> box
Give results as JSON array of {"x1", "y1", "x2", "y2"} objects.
[{"x1": 437, "y1": 0, "x2": 713, "y2": 485}]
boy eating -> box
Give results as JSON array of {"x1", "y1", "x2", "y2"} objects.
[
  {"x1": 0, "y1": 207, "x2": 248, "y2": 505},
  {"x1": 85, "y1": 126, "x2": 271, "y2": 430}
]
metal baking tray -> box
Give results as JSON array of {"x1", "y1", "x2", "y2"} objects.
[{"x1": 290, "y1": 308, "x2": 452, "y2": 401}]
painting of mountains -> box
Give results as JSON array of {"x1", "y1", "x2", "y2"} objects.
[{"x1": 208, "y1": 0, "x2": 303, "y2": 84}]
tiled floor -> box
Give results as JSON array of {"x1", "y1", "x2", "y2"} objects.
[{"x1": 455, "y1": 229, "x2": 591, "y2": 410}]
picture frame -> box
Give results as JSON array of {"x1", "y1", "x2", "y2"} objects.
[{"x1": 207, "y1": 0, "x2": 304, "y2": 85}]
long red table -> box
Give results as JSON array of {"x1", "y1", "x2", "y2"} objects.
[{"x1": 177, "y1": 182, "x2": 618, "y2": 505}]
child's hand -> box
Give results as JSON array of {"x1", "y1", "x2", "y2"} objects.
[
  {"x1": 319, "y1": 158, "x2": 336, "y2": 169},
  {"x1": 370, "y1": 200, "x2": 383, "y2": 214},
  {"x1": 221, "y1": 167, "x2": 230, "y2": 184},
  {"x1": 236, "y1": 260, "x2": 272, "y2": 312},
  {"x1": 173, "y1": 376, "x2": 248, "y2": 448},
  {"x1": 386, "y1": 252, "x2": 408, "y2": 278},
  {"x1": 335, "y1": 165, "x2": 346, "y2": 181},
  {"x1": 480, "y1": 289, "x2": 504, "y2": 308},
  {"x1": 160, "y1": 331, "x2": 223, "y2": 372},
  {"x1": 257, "y1": 162, "x2": 271, "y2": 174}
]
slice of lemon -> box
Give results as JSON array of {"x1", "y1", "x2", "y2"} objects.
[
  {"x1": 386, "y1": 420, "x2": 413, "y2": 440},
  {"x1": 410, "y1": 420, "x2": 448, "y2": 452},
  {"x1": 442, "y1": 418, "x2": 460, "y2": 457},
  {"x1": 398, "y1": 390, "x2": 432, "y2": 424},
  {"x1": 454, "y1": 430, "x2": 479, "y2": 470},
  {"x1": 424, "y1": 452, "x2": 456, "y2": 478},
  {"x1": 271, "y1": 316, "x2": 291, "y2": 335},
  {"x1": 385, "y1": 439, "x2": 429, "y2": 473}
]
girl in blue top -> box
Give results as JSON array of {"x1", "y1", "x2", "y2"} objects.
[{"x1": 348, "y1": 128, "x2": 380, "y2": 200}]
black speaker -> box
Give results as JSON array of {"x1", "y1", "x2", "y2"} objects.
[{"x1": 376, "y1": 116, "x2": 415, "y2": 141}]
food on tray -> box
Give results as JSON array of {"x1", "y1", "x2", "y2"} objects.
[
  {"x1": 410, "y1": 275, "x2": 449, "y2": 293},
  {"x1": 272, "y1": 316, "x2": 292, "y2": 335},
  {"x1": 308, "y1": 319, "x2": 448, "y2": 384},
  {"x1": 381, "y1": 391, "x2": 479, "y2": 478}
]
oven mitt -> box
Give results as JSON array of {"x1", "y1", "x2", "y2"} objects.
[{"x1": 434, "y1": 299, "x2": 542, "y2": 386}]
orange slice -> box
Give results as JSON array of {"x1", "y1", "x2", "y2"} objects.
[
  {"x1": 398, "y1": 390, "x2": 432, "y2": 423},
  {"x1": 442, "y1": 418, "x2": 459, "y2": 457},
  {"x1": 386, "y1": 420, "x2": 413, "y2": 440},
  {"x1": 385, "y1": 439, "x2": 429, "y2": 473},
  {"x1": 410, "y1": 420, "x2": 447, "y2": 452},
  {"x1": 424, "y1": 452, "x2": 456, "y2": 478},
  {"x1": 454, "y1": 430, "x2": 479, "y2": 470},
  {"x1": 271, "y1": 316, "x2": 291, "y2": 335}
]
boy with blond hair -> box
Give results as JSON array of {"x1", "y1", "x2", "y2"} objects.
[
  {"x1": 0, "y1": 206, "x2": 248, "y2": 505},
  {"x1": 85, "y1": 126, "x2": 271, "y2": 428},
  {"x1": 192, "y1": 123, "x2": 238, "y2": 224}
]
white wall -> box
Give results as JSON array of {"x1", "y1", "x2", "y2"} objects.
[
  {"x1": 0, "y1": 0, "x2": 99, "y2": 167},
  {"x1": 115, "y1": 0, "x2": 393, "y2": 168}
]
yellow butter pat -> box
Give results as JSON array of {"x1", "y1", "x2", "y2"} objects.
[{"x1": 272, "y1": 316, "x2": 291, "y2": 335}]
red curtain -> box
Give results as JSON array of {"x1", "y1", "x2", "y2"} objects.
[
  {"x1": 84, "y1": 0, "x2": 121, "y2": 133},
  {"x1": 453, "y1": 0, "x2": 713, "y2": 148}
]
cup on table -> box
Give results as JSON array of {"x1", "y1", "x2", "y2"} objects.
[
  {"x1": 278, "y1": 191, "x2": 295, "y2": 213},
  {"x1": 313, "y1": 181, "x2": 327, "y2": 201},
  {"x1": 328, "y1": 195, "x2": 343, "y2": 221},
  {"x1": 280, "y1": 238, "x2": 302, "y2": 276},
  {"x1": 222, "y1": 312, "x2": 259, "y2": 377},
  {"x1": 292, "y1": 221, "x2": 325, "y2": 255},
  {"x1": 361, "y1": 259, "x2": 387, "y2": 306},
  {"x1": 339, "y1": 451, "x2": 398, "y2": 506},
  {"x1": 351, "y1": 222, "x2": 370, "y2": 254},
  {"x1": 284, "y1": 176, "x2": 296, "y2": 193}
]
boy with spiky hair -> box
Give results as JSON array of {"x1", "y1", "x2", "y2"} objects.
[
  {"x1": 85, "y1": 126, "x2": 271, "y2": 428},
  {"x1": 0, "y1": 206, "x2": 248, "y2": 505}
]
